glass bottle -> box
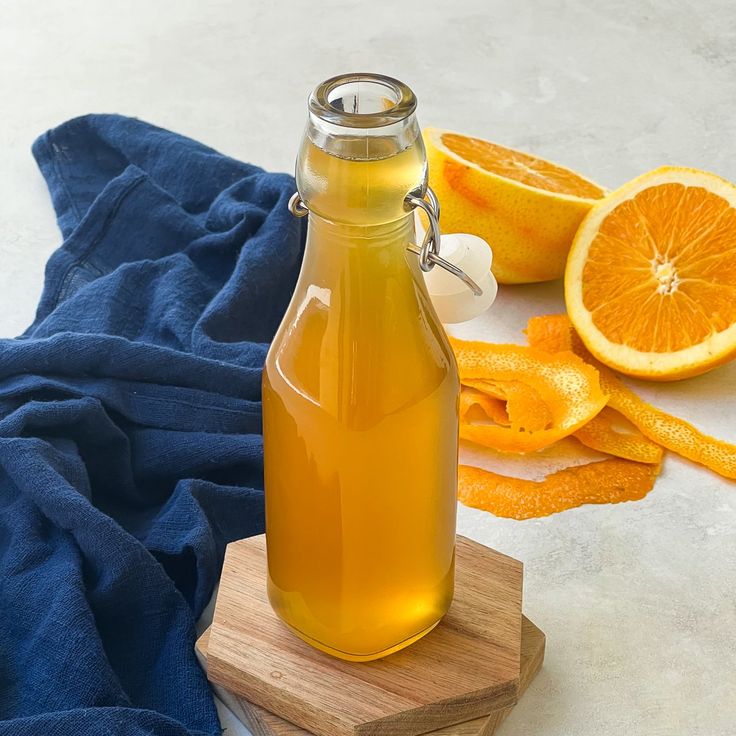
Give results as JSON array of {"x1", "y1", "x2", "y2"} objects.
[{"x1": 262, "y1": 73, "x2": 459, "y2": 662}]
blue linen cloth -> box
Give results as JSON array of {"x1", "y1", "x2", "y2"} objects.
[{"x1": 0, "y1": 115, "x2": 305, "y2": 735}]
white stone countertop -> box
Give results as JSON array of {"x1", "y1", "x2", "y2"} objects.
[{"x1": 2, "y1": 1, "x2": 734, "y2": 734}]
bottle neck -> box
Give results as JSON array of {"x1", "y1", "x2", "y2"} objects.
[
  {"x1": 296, "y1": 116, "x2": 427, "y2": 227},
  {"x1": 293, "y1": 211, "x2": 432, "y2": 349},
  {"x1": 293, "y1": 214, "x2": 419, "y2": 304},
  {"x1": 304, "y1": 212, "x2": 415, "y2": 254}
]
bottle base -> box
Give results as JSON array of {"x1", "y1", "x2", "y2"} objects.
[{"x1": 281, "y1": 618, "x2": 443, "y2": 662}]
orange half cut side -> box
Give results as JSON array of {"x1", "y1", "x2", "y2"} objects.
[
  {"x1": 441, "y1": 133, "x2": 606, "y2": 199},
  {"x1": 566, "y1": 166, "x2": 736, "y2": 380}
]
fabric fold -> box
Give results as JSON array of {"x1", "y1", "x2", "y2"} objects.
[{"x1": 0, "y1": 114, "x2": 305, "y2": 736}]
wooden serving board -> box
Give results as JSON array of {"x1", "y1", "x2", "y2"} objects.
[
  {"x1": 201, "y1": 535, "x2": 531, "y2": 736},
  {"x1": 197, "y1": 616, "x2": 545, "y2": 736}
]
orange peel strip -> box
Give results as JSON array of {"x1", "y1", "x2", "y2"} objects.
[
  {"x1": 573, "y1": 407, "x2": 664, "y2": 464},
  {"x1": 526, "y1": 315, "x2": 736, "y2": 479},
  {"x1": 525, "y1": 313, "x2": 582, "y2": 355},
  {"x1": 451, "y1": 338, "x2": 607, "y2": 452},
  {"x1": 460, "y1": 387, "x2": 510, "y2": 426},
  {"x1": 463, "y1": 379, "x2": 552, "y2": 432},
  {"x1": 459, "y1": 459, "x2": 659, "y2": 520}
]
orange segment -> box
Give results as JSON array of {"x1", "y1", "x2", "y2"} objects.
[
  {"x1": 423, "y1": 128, "x2": 605, "y2": 284},
  {"x1": 565, "y1": 166, "x2": 736, "y2": 380},
  {"x1": 573, "y1": 407, "x2": 664, "y2": 464},
  {"x1": 451, "y1": 338, "x2": 607, "y2": 453},
  {"x1": 441, "y1": 134, "x2": 605, "y2": 199},
  {"x1": 527, "y1": 314, "x2": 736, "y2": 479},
  {"x1": 459, "y1": 460, "x2": 659, "y2": 520}
]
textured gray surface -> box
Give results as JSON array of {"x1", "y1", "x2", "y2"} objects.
[{"x1": 2, "y1": 1, "x2": 735, "y2": 734}]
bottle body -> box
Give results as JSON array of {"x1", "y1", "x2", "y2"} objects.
[{"x1": 262, "y1": 75, "x2": 459, "y2": 661}]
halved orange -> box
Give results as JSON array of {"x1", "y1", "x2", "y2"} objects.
[
  {"x1": 565, "y1": 166, "x2": 736, "y2": 380},
  {"x1": 423, "y1": 128, "x2": 606, "y2": 283}
]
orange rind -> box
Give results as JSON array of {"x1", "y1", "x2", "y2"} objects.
[
  {"x1": 451, "y1": 338, "x2": 607, "y2": 453},
  {"x1": 423, "y1": 128, "x2": 605, "y2": 284},
  {"x1": 462, "y1": 379, "x2": 553, "y2": 433},
  {"x1": 573, "y1": 407, "x2": 664, "y2": 464},
  {"x1": 458, "y1": 459, "x2": 660, "y2": 520},
  {"x1": 460, "y1": 388, "x2": 510, "y2": 426},
  {"x1": 527, "y1": 314, "x2": 736, "y2": 479}
]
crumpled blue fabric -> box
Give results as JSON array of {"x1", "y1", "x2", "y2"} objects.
[{"x1": 0, "y1": 115, "x2": 305, "y2": 735}]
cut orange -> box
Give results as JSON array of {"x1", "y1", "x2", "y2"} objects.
[
  {"x1": 565, "y1": 166, "x2": 736, "y2": 380},
  {"x1": 423, "y1": 128, "x2": 606, "y2": 283}
]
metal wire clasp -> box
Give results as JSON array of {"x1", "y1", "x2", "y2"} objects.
[
  {"x1": 288, "y1": 192, "x2": 309, "y2": 217},
  {"x1": 288, "y1": 187, "x2": 482, "y2": 297},
  {"x1": 404, "y1": 187, "x2": 483, "y2": 296}
]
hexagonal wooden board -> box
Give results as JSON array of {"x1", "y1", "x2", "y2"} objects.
[
  {"x1": 202, "y1": 535, "x2": 524, "y2": 736},
  {"x1": 197, "y1": 616, "x2": 545, "y2": 736}
]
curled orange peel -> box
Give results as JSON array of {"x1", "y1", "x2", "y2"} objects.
[
  {"x1": 460, "y1": 387, "x2": 510, "y2": 426},
  {"x1": 458, "y1": 459, "x2": 659, "y2": 520},
  {"x1": 525, "y1": 313, "x2": 583, "y2": 355},
  {"x1": 526, "y1": 315, "x2": 736, "y2": 479},
  {"x1": 451, "y1": 338, "x2": 607, "y2": 452},
  {"x1": 463, "y1": 379, "x2": 552, "y2": 432},
  {"x1": 573, "y1": 407, "x2": 664, "y2": 464}
]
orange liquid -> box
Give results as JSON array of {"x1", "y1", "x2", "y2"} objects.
[{"x1": 262, "y1": 136, "x2": 458, "y2": 661}]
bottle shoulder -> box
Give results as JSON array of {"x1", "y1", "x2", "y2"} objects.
[{"x1": 264, "y1": 279, "x2": 458, "y2": 417}]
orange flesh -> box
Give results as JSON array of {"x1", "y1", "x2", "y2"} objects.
[
  {"x1": 441, "y1": 133, "x2": 605, "y2": 199},
  {"x1": 582, "y1": 183, "x2": 736, "y2": 353},
  {"x1": 459, "y1": 460, "x2": 659, "y2": 520},
  {"x1": 526, "y1": 314, "x2": 736, "y2": 479}
]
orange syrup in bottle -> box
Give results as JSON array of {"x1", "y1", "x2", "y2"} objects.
[{"x1": 263, "y1": 74, "x2": 458, "y2": 661}]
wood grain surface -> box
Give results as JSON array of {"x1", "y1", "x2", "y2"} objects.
[
  {"x1": 203, "y1": 535, "x2": 524, "y2": 736},
  {"x1": 197, "y1": 616, "x2": 545, "y2": 736}
]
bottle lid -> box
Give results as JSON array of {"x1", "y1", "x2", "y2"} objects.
[{"x1": 415, "y1": 218, "x2": 497, "y2": 323}]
